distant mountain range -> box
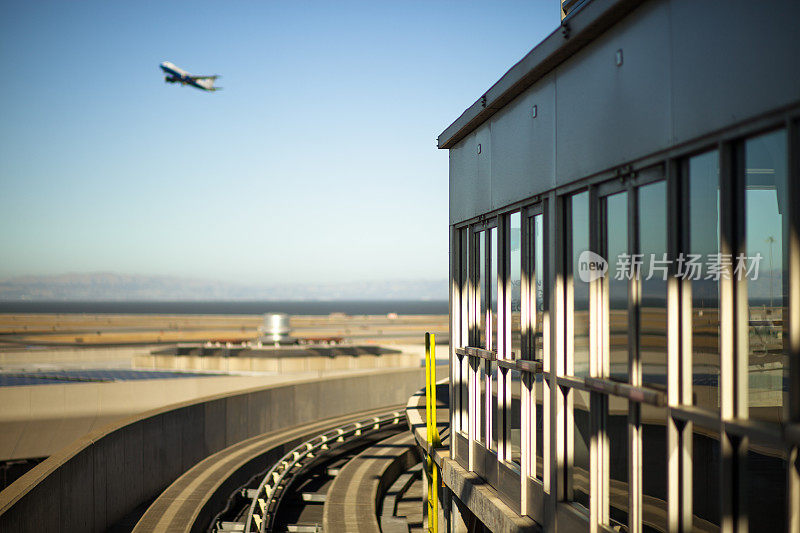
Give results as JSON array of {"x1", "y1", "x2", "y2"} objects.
[{"x1": 0, "y1": 273, "x2": 448, "y2": 301}]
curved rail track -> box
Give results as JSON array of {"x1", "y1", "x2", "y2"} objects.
[{"x1": 131, "y1": 406, "x2": 424, "y2": 533}]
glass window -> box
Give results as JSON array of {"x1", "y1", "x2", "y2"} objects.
[
  {"x1": 510, "y1": 370, "x2": 521, "y2": 466},
  {"x1": 745, "y1": 130, "x2": 788, "y2": 424},
  {"x1": 692, "y1": 424, "x2": 720, "y2": 529},
  {"x1": 608, "y1": 397, "x2": 629, "y2": 529},
  {"x1": 511, "y1": 213, "x2": 522, "y2": 357},
  {"x1": 641, "y1": 404, "x2": 667, "y2": 532},
  {"x1": 510, "y1": 213, "x2": 522, "y2": 465},
  {"x1": 490, "y1": 359, "x2": 498, "y2": 452},
  {"x1": 479, "y1": 362, "x2": 485, "y2": 442},
  {"x1": 688, "y1": 151, "x2": 721, "y2": 411},
  {"x1": 535, "y1": 373, "x2": 544, "y2": 480},
  {"x1": 745, "y1": 445, "x2": 787, "y2": 531},
  {"x1": 460, "y1": 228, "x2": 469, "y2": 433},
  {"x1": 571, "y1": 192, "x2": 590, "y2": 377},
  {"x1": 478, "y1": 230, "x2": 486, "y2": 348},
  {"x1": 638, "y1": 182, "x2": 668, "y2": 389},
  {"x1": 491, "y1": 227, "x2": 498, "y2": 352},
  {"x1": 534, "y1": 214, "x2": 545, "y2": 360},
  {"x1": 607, "y1": 192, "x2": 629, "y2": 382},
  {"x1": 571, "y1": 388, "x2": 591, "y2": 509},
  {"x1": 489, "y1": 227, "x2": 499, "y2": 452}
]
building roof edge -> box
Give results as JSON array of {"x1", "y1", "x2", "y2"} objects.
[{"x1": 437, "y1": 0, "x2": 645, "y2": 149}]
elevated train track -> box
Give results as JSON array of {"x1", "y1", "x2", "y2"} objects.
[{"x1": 131, "y1": 406, "x2": 425, "y2": 533}]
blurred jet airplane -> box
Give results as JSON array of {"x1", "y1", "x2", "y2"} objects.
[{"x1": 160, "y1": 61, "x2": 221, "y2": 92}]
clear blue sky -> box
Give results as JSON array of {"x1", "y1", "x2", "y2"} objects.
[{"x1": 0, "y1": 1, "x2": 559, "y2": 285}]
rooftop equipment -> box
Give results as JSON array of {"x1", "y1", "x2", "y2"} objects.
[{"x1": 259, "y1": 313, "x2": 295, "y2": 345}]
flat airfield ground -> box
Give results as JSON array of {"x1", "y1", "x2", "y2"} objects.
[
  {"x1": 0, "y1": 312, "x2": 449, "y2": 462},
  {"x1": 0, "y1": 312, "x2": 449, "y2": 348}
]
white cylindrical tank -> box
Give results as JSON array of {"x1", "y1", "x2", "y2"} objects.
[{"x1": 260, "y1": 313, "x2": 293, "y2": 344}]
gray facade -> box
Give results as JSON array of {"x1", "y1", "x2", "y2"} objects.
[
  {"x1": 440, "y1": 0, "x2": 800, "y2": 531},
  {"x1": 445, "y1": 0, "x2": 800, "y2": 224}
]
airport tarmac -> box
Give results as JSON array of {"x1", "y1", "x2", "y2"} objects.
[
  {"x1": 0, "y1": 312, "x2": 449, "y2": 347},
  {"x1": 0, "y1": 312, "x2": 448, "y2": 464}
]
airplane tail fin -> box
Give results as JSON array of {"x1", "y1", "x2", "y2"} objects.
[{"x1": 194, "y1": 76, "x2": 221, "y2": 91}]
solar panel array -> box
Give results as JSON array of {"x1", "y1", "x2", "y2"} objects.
[{"x1": 0, "y1": 369, "x2": 222, "y2": 387}]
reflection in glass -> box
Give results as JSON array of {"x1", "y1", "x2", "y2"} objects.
[
  {"x1": 745, "y1": 130, "x2": 787, "y2": 424},
  {"x1": 459, "y1": 228, "x2": 469, "y2": 433},
  {"x1": 692, "y1": 424, "x2": 720, "y2": 529},
  {"x1": 745, "y1": 446, "x2": 787, "y2": 531},
  {"x1": 638, "y1": 182, "x2": 668, "y2": 389},
  {"x1": 641, "y1": 404, "x2": 667, "y2": 532},
  {"x1": 490, "y1": 360, "x2": 498, "y2": 452},
  {"x1": 489, "y1": 227, "x2": 498, "y2": 452},
  {"x1": 571, "y1": 192, "x2": 590, "y2": 377},
  {"x1": 479, "y1": 362, "x2": 485, "y2": 442},
  {"x1": 535, "y1": 373, "x2": 544, "y2": 480},
  {"x1": 478, "y1": 231, "x2": 486, "y2": 348},
  {"x1": 510, "y1": 369, "x2": 521, "y2": 465},
  {"x1": 491, "y1": 227, "x2": 498, "y2": 352},
  {"x1": 608, "y1": 397, "x2": 629, "y2": 528},
  {"x1": 534, "y1": 214, "x2": 545, "y2": 360},
  {"x1": 510, "y1": 213, "x2": 522, "y2": 465},
  {"x1": 689, "y1": 151, "x2": 721, "y2": 411},
  {"x1": 571, "y1": 388, "x2": 591, "y2": 509},
  {"x1": 511, "y1": 213, "x2": 521, "y2": 357},
  {"x1": 607, "y1": 192, "x2": 629, "y2": 382}
]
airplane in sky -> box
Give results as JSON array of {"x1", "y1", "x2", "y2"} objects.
[{"x1": 160, "y1": 61, "x2": 221, "y2": 92}]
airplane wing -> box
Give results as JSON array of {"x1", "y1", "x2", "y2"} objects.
[{"x1": 190, "y1": 75, "x2": 220, "y2": 81}]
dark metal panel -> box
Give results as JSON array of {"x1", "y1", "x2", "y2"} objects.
[
  {"x1": 525, "y1": 476, "x2": 545, "y2": 522},
  {"x1": 490, "y1": 74, "x2": 557, "y2": 210},
  {"x1": 555, "y1": 0, "x2": 671, "y2": 185},
  {"x1": 455, "y1": 431, "x2": 469, "y2": 468},
  {"x1": 556, "y1": 501, "x2": 590, "y2": 531},
  {"x1": 449, "y1": 132, "x2": 490, "y2": 225},
  {"x1": 670, "y1": 0, "x2": 800, "y2": 144},
  {"x1": 497, "y1": 460, "x2": 522, "y2": 514},
  {"x1": 472, "y1": 441, "x2": 499, "y2": 488}
]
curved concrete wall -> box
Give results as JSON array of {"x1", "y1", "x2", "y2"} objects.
[
  {"x1": 0, "y1": 374, "x2": 338, "y2": 461},
  {"x1": 0, "y1": 367, "x2": 423, "y2": 532}
]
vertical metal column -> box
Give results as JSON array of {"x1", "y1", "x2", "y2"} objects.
[
  {"x1": 628, "y1": 182, "x2": 643, "y2": 533},
  {"x1": 468, "y1": 227, "x2": 479, "y2": 472},
  {"x1": 786, "y1": 117, "x2": 800, "y2": 532},
  {"x1": 486, "y1": 226, "x2": 494, "y2": 451},
  {"x1": 589, "y1": 185, "x2": 608, "y2": 531},
  {"x1": 667, "y1": 158, "x2": 693, "y2": 532},
  {"x1": 521, "y1": 207, "x2": 534, "y2": 511},
  {"x1": 541, "y1": 203, "x2": 550, "y2": 492},
  {"x1": 718, "y1": 140, "x2": 747, "y2": 533},
  {"x1": 564, "y1": 195, "x2": 576, "y2": 505},
  {"x1": 549, "y1": 192, "x2": 566, "y2": 530},
  {"x1": 499, "y1": 215, "x2": 511, "y2": 463},
  {"x1": 462, "y1": 230, "x2": 471, "y2": 437},
  {"x1": 450, "y1": 226, "x2": 460, "y2": 441}
]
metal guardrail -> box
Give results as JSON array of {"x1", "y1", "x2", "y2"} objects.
[{"x1": 234, "y1": 410, "x2": 404, "y2": 533}]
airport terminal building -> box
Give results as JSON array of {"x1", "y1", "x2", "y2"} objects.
[{"x1": 436, "y1": 0, "x2": 800, "y2": 531}]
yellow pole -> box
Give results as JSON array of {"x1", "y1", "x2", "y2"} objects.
[{"x1": 425, "y1": 333, "x2": 440, "y2": 533}]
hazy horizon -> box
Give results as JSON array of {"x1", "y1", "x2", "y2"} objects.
[{"x1": 0, "y1": 270, "x2": 448, "y2": 301}]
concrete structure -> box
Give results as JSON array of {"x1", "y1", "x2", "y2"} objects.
[
  {"x1": 0, "y1": 372, "x2": 360, "y2": 461},
  {"x1": 136, "y1": 344, "x2": 418, "y2": 373},
  {"x1": 0, "y1": 367, "x2": 424, "y2": 532},
  {"x1": 0, "y1": 345, "x2": 155, "y2": 370},
  {"x1": 322, "y1": 431, "x2": 420, "y2": 532},
  {"x1": 440, "y1": 0, "x2": 800, "y2": 531}
]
